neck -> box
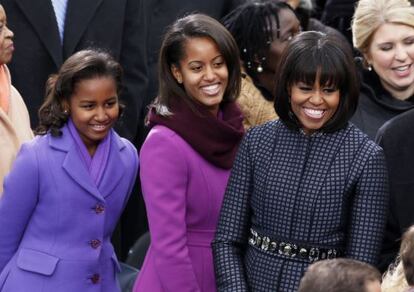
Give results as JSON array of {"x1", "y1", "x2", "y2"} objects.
[
  {"x1": 381, "y1": 79, "x2": 414, "y2": 101},
  {"x1": 256, "y1": 70, "x2": 275, "y2": 98}
]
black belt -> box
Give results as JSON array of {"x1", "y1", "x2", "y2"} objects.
[{"x1": 248, "y1": 228, "x2": 343, "y2": 262}]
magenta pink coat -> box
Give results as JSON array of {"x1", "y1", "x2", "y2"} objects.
[{"x1": 133, "y1": 125, "x2": 231, "y2": 292}]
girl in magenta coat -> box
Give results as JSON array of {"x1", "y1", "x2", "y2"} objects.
[
  {"x1": 133, "y1": 14, "x2": 244, "y2": 292},
  {"x1": 0, "y1": 50, "x2": 138, "y2": 292}
]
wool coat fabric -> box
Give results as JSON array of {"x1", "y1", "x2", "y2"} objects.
[
  {"x1": 0, "y1": 124, "x2": 138, "y2": 292},
  {"x1": 376, "y1": 109, "x2": 414, "y2": 272},
  {"x1": 133, "y1": 125, "x2": 231, "y2": 292},
  {"x1": 237, "y1": 73, "x2": 278, "y2": 130},
  {"x1": 213, "y1": 120, "x2": 388, "y2": 292},
  {"x1": 0, "y1": 65, "x2": 32, "y2": 195}
]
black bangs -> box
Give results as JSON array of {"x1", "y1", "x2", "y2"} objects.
[
  {"x1": 274, "y1": 31, "x2": 359, "y2": 133},
  {"x1": 287, "y1": 43, "x2": 348, "y2": 90}
]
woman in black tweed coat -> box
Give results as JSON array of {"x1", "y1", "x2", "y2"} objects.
[{"x1": 212, "y1": 31, "x2": 389, "y2": 292}]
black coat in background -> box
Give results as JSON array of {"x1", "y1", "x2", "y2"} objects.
[
  {"x1": 376, "y1": 109, "x2": 414, "y2": 272},
  {"x1": 313, "y1": 0, "x2": 357, "y2": 45},
  {"x1": 1, "y1": 0, "x2": 148, "y2": 143},
  {"x1": 0, "y1": 0, "x2": 149, "y2": 260},
  {"x1": 351, "y1": 70, "x2": 414, "y2": 141}
]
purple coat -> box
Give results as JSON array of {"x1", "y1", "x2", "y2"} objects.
[
  {"x1": 133, "y1": 125, "x2": 230, "y2": 292},
  {"x1": 0, "y1": 124, "x2": 138, "y2": 292}
]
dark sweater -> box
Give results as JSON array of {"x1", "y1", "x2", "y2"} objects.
[
  {"x1": 351, "y1": 70, "x2": 414, "y2": 140},
  {"x1": 376, "y1": 109, "x2": 414, "y2": 272}
]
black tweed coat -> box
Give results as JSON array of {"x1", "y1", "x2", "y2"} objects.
[{"x1": 212, "y1": 120, "x2": 388, "y2": 292}]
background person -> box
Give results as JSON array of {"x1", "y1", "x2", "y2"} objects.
[
  {"x1": 0, "y1": 3, "x2": 32, "y2": 196},
  {"x1": 298, "y1": 258, "x2": 381, "y2": 292},
  {"x1": 376, "y1": 107, "x2": 414, "y2": 272},
  {"x1": 351, "y1": 0, "x2": 414, "y2": 140},
  {"x1": 222, "y1": 0, "x2": 300, "y2": 129},
  {"x1": 382, "y1": 225, "x2": 414, "y2": 292}
]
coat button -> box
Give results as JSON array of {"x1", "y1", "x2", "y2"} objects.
[
  {"x1": 90, "y1": 273, "x2": 100, "y2": 284},
  {"x1": 90, "y1": 239, "x2": 101, "y2": 249},
  {"x1": 94, "y1": 204, "x2": 105, "y2": 214}
]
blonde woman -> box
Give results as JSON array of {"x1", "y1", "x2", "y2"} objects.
[
  {"x1": 351, "y1": 0, "x2": 414, "y2": 140},
  {"x1": 382, "y1": 226, "x2": 414, "y2": 292}
]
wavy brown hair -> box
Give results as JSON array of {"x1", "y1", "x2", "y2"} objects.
[{"x1": 35, "y1": 49, "x2": 123, "y2": 136}]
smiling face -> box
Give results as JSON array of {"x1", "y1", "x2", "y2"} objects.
[
  {"x1": 290, "y1": 78, "x2": 340, "y2": 135},
  {"x1": 0, "y1": 5, "x2": 14, "y2": 65},
  {"x1": 67, "y1": 77, "x2": 119, "y2": 155},
  {"x1": 366, "y1": 22, "x2": 414, "y2": 100},
  {"x1": 171, "y1": 36, "x2": 228, "y2": 116}
]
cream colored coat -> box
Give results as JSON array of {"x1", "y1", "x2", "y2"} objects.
[
  {"x1": 237, "y1": 73, "x2": 278, "y2": 130},
  {"x1": 0, "y1": 66, "x2": 33, "y2": 195}
]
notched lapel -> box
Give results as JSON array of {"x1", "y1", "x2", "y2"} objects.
[
  {"x1": 62, "y1": 146, "x2": 104, "y2": 201},
  {"x1": 15, "y1": 0, "x2": 63, "y2": 67},
  {"x1": 98, "y1": 133, "x2": 126, "y2": 198},
  {"x1": 63, "y1": 0, "x2": 103, "y2": 57}
]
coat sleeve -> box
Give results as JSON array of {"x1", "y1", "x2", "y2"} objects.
[
  {"x1": 0, "y1": 143, "x2": 39, "y2": 271},
  {"x1": 345, "y1": 144, "x2": 389, "y2": 265},
  {"x1": 212, "y1": 132, "x2": 253, "y2": 292},
  {"x1": 139, "y1": 130, "x2": 200, "y2": 292}
]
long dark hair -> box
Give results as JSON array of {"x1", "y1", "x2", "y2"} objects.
[
  {"x1": 153, "y1": 13, "x2": 241, "y2": 116},
  {"x1": 35, "y1": 49, "x2": 123, "y2": 136}
]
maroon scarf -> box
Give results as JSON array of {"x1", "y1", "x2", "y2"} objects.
[{"x1": 148, "y1": 98, "x2": 244, "y2": 169}]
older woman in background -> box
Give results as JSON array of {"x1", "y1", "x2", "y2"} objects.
[
  {"x1": 0, "y1": 4, "x2": 32, "y2": 195},
  {"x1": 351, "y1": 0, "x2": 414, "y2": 140}
]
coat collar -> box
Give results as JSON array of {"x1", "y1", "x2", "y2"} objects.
[
  {"x1": 49, "y1": 123, "x2": 126, "y2": 200},
  {"x1": 63, "y1": 0, "x2": 103, "y2": 58},
  {"x1": 15, "y1": 0, "x2": 62, "y2": 67}
]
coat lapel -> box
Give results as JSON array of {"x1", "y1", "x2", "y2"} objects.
[
  {"x1": 63, "y1": 0, "x2": 103, "y2": 57},
  {"x1": 97, "y1": 132, "x2": 126, "y2": 198},
  {"x1": 49, "y1": 125, "x2": 103, "y2": 201},
  {"x1": 15, "y1": 0, "x2": 63, "y2": 67}
]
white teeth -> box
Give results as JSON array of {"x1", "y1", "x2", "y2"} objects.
[
  {"x1": 394, "y1": 65, "x2": 410, "y2": 71},
  {"x1": 202, "y1": 84, "x2": 220, "y2": 95},
  {"x1": 304, "y1": 108, "x2": 324, "y2": 118},
  {"x1": 91, "y1": 124, "x2": 106, "y2": 130}
]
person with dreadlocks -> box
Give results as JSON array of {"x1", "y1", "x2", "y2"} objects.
[{"x1": 222, "y1": 0, "x2": 300, "y2": 129}]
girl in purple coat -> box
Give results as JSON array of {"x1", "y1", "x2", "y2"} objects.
[
  {"x1": 0, "y1": 49, "x2": 138, "y2": 292},
  {"x1": 133, "y1": 13, "x2": 244, "y2": 292}
]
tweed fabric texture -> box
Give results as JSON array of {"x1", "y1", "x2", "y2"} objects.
[{"x1": 212, "y1": 120, "x2": 388, "y2": 292}]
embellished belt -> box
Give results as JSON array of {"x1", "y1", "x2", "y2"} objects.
[{"x1": 248, "y1": 228, "x2": 343, "y2": 262}]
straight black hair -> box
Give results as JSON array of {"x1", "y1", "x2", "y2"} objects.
[{"x1": 274, "y1": 31, "x2": 359, "y2": 133}]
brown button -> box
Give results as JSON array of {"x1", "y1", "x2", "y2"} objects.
[
  {"x1": 94, "y1": 204, "x2": 105, "y2": 214},
  {"x1": 90, "y1": 239, "x2": 101, "y2": 249},
  {"x1": 90, "y1": 273, "x2": 100, "y2": 284}
]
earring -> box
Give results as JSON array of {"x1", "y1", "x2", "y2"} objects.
[
  {"x1": 63, "y1": 109, "x2": 69, "y2": 115},
  {"x1": 257, "y1": 64, "x2": 263, "y2": 73},
  {"x1": 367, "y1": 64, "x2": 372, "y2": 71}
]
